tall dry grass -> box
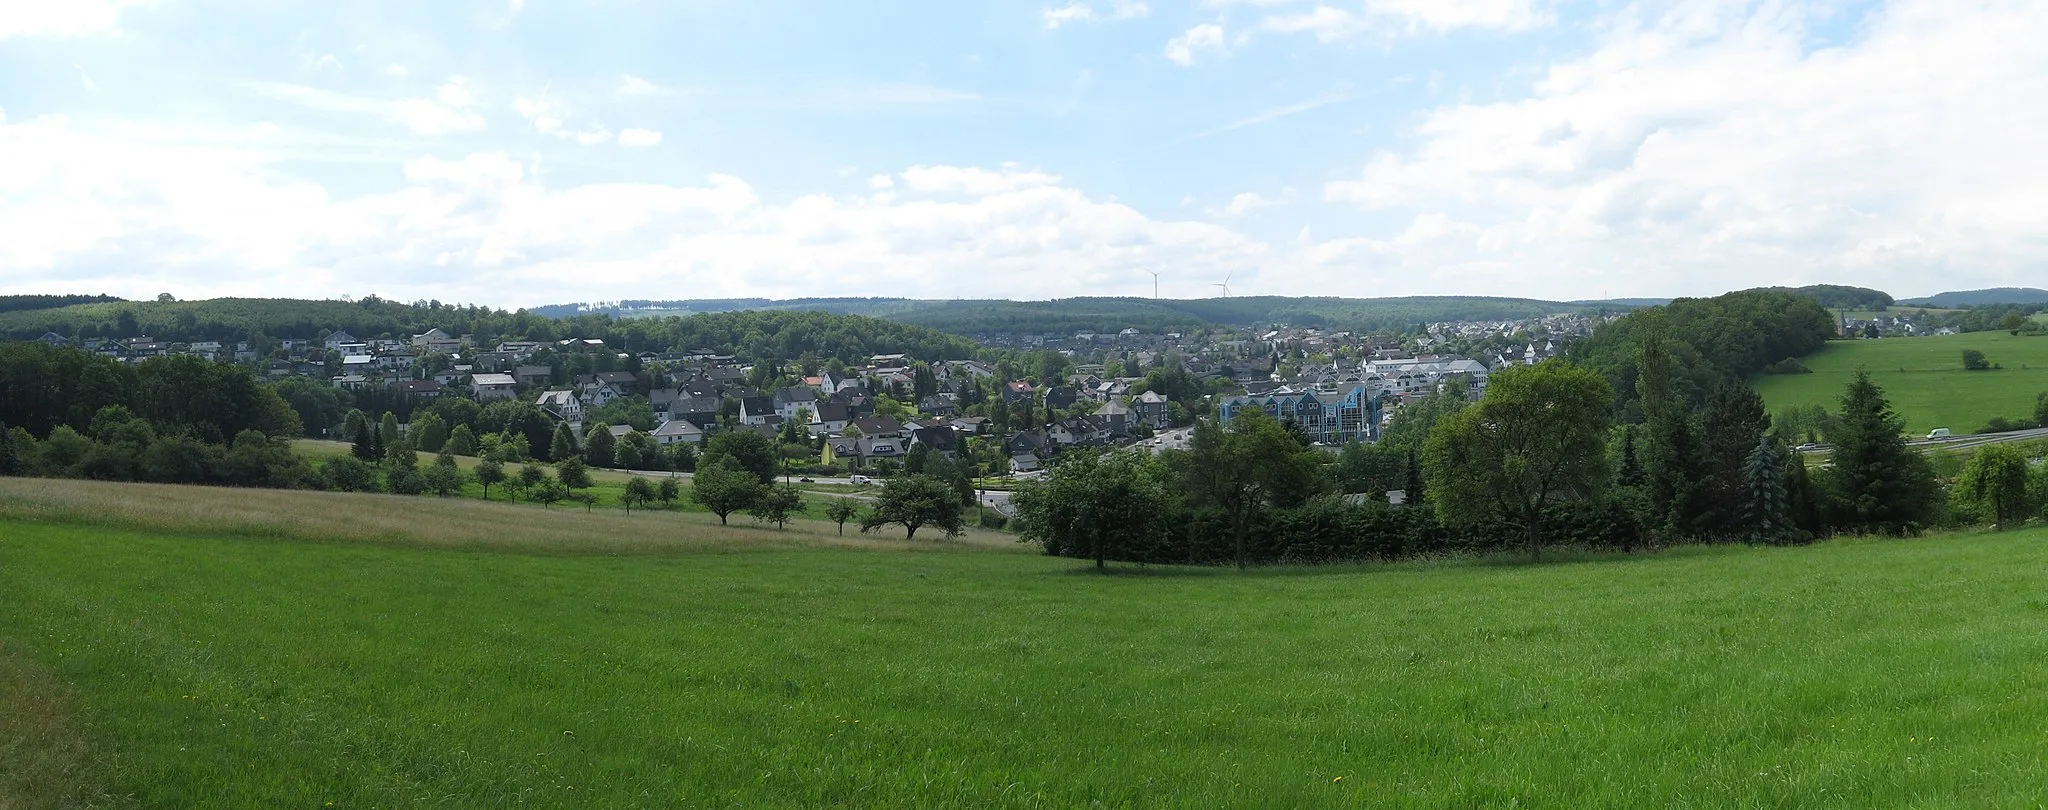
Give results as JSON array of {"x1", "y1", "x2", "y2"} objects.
[{"x1": 0, "y1": 478, "x2": 1019, "y2": 556}]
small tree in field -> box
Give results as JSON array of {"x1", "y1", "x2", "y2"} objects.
[
  {"x1": 423, "y1": 460, "x2": 466, "y2": 497},
  {"x1": 513, "y1": 463, "x2": 549, "y2": 502},
  {"x1": 748, "y1": 484, "x2": 805, "y2": 529},
  {"x1": 1963, "y1": 349, "x2": 1992, "y2": 371},
  {"x1": 556, "y1": 456, "x2": 593, "y2": 490},
  {"x1": 691, "y1": 458, "x2": 763, "y2": 525},
  {"x1": 531, "y1": 478, "x2": 568, "y2": 508},
  {"x1": 475, "y1": 457, "x2": 506, "y2": 499},
  {"x1": 1957, "y1": 444, "x2": 2032, "y2": 530},
  {"x1": 825, "y1": 498, "x2": 861, "y2": 535},
  {"x1": 656, "y1": 477, "x2": 681, "y2": 509},
  {"x1": 860, "y1": 474, "x2": 965, "y2": 541},
  {"x1": 621, "y1": 477, "x2": 656, "y2": 513}
]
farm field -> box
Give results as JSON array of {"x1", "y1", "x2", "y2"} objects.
[
  {"x1": 1754, "y1": 331, "x2": 2048, "y2": 435},
  {"x1": 7, "y1": 481, "x2": 2048, "y2": 806}
]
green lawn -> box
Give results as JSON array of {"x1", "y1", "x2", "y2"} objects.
[
  {"x1": 1754, "y1": 331, "x2": 2048, "y2": 434},
  {"x1": 7, "y1": 487, "x2": 2048, "y2": 806}
]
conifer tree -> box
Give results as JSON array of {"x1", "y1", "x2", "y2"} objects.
[
  {"x1": 0, "y1": 421, "x2": 21, "y2": 476},
  {"x1": 549, "y1": 422, "x2": 578, "y2": 463},
  {"x1": 1636, "y1": 316, "x2": 1712, "y2": 539},
  {"x1": 1829, "y1": 370, "x2": 1937, "y2": 534},
  {"x1": 583, "y1": 422, "x2": 616, "y2": 468},
  {"x1": 352, "y1": 418, "x2": 380, "y2": 461},
  {"x1": 1740, "y1": 436, "x2": 1794, "y2": 544},
  {"x1": 1703, "y1": 380, "x2": 1771, "y2": 537},
  {"x1": 1403, "y1": 445, "x2": 1425, "y2": 506}
]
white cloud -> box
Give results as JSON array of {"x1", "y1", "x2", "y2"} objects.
[
  {"x1": 1363, "y1": 0, "x2": 1552, "y2": 32},
  {"x1": 617, "y1": 128, "x2": 663, "y2": 147},
  {"x1": 1257, "y1": 6, "x2": 1364, "y2": 42},
  {"x1": 1043, "y1": 0, "x2": 1150, "y2": 29},
  {"x1": 1317, "y1": 0, "x2": 2048, "y2": 297},
  {"x1": 1212, "y1": 192, "x2": 1282, "y2": 217},
  {"x1": 0, "y1": 115, "x2": 1270, "y2": 304},
  {"x1": 384, "y1": 64, "x2": 409, "y2": 77},
  {"x1": 617, "y1": 74, "x2": 664, "y2": 96},
  {"x1": 247, "y1": 78, "x2": 485, "y2": 135},
  {"x1": 1165, "y1": 24, "x2": 1227, "y2": 66},
  {"x1": 0, "y1": 0, "x2": 157, "y2": 39}
]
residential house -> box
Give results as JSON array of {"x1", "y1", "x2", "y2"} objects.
[
  {"x1": 34, "y1": 332, "x2": 70, "y2": 347},
  {"x1": 411, "y1": 328, "x2": 452, "y2": 348},
  {"x1": 1216, "y1": 384, "x2": 1390, "y2": 445},
  {"x1": 951, "y1": 416, "x2": 990, "y2": 436},
  {"x1": 514, "y1": 365, "x2": 553, "y2": 388},
  {"x1": 774, "y1": 385, "x2": 819, "y2": 423},
  {"x1": 651, "y1": 419, "x2": 704, "y2": 446},
  {"x1": 431, "y1": 367, "x2": 467, "y2": 386},
  {"x1": 470, "y1": 373, "x2": 518, "y2": 402},
  {"x1": 848, "y1": 416, "x2": 904, "y2": 438},
  {"x1": 1132, "y1": 391, "x2": 1170, "y2": 429},
  {"x1": 918, "y1": 393, "x2": 960, "y2": 417},
  {"x1": 323, "y1": 331, "x2": 358, "y2": 351},
  {"x1": 1049, "y1": 415, "x2": 1113, "y2": 447},
  {"x1": 342, "y1": 355, "x2": 375, "y2": 375},
  {"x1": 737, "y1": 395, "x2": 777, "y2": 426},
  {"x1": 1044, "y1": 386, "x2": 1080, "y2": 412},
  {"x1": 395, "y1": 379, "x2": 444, "y2": 399},
  {"x1": 1002, "y1": 380, "x2": 1035, "y2": 404},
  {"x1": 536, "y1": 390, "x2": 584, "y2": 424},
  {"x1": 332, "y1": 373, "x2": 369, "y2": 390},
  {"x1": 909, "y1": 425, "x2": 960, "y2": 455},
  {"x1": 809, "y1": 402, "x2": 853, "y2": 437}
]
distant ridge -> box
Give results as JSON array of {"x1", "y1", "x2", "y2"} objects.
[{"x1": 1897, "y1": 288, "x2": 2048, "y2": 307}]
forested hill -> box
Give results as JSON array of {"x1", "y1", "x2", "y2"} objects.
[
  {"x1": 1570, "y1": 289, "x2": 1837, "y2": 409},
  {"x1": 1751, "y1": 284, "x2": 1894, "y2": 310},
  {"x1": 0, "y1": 297, "x2": 977, "y2": 364},
  {"x1": 540, "y1": 295, "x2": 1656, "y2": 337},
  {"x1": 0, "y1": 294, "x2": 124, "y2": 315},
  {"x1": 1898, "y1": 288, "x2": 2048, "y2": 307}
]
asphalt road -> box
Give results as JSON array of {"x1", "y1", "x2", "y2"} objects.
[{"x1": 1797, "y1": 426, "x2": 2048, "y2": 455}]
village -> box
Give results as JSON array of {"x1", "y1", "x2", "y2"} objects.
[{"x1": 14, "y1": 310, "x2": 1611, "y2": 477}]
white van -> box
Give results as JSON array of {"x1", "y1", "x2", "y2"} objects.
[
  {"x1": 1926, "y1": 428, "x2": 1952, "y2": 439},
  {"x1": 849, "y1": 474, "x2": 872, "y2": 484}
]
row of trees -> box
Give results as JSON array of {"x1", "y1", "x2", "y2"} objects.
[{"x1": 1017, "y1": 349, "x2": 1953, "y2": 568}]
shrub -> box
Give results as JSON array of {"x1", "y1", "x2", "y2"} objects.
[{"x1": 1761, "y1": 357, "x2": 1812, "y2": 375}]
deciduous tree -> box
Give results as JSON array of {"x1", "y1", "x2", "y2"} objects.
[
  {"x1": 860, "y1": 474, "x2": 965, "y2": 541},
  {"x1": 1424, "y1": 360, "x2": 1613, "y2": 559},
  {"x1": 691, "y1": 457, "x2": 763, "y2": 525}
]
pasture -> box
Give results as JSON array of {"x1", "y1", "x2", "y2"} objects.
[
  {"x1": 6, "y1": 479, "x2": 2048, "y2": 807},
  {"x1": 1754, "y1": 331, "x2": 2048, "y2": 434}
]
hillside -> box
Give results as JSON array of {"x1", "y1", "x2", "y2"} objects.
[
  {"x1": 7, "y1": 478, "x2": 2048, "y2": 806},
  {"x1": 1754, "y1": 331, "x2": 2048, "y2": 434},
  {"x1": 537, "y1": 295, "x2": 1649, "y2": 337},
  {"x1": 1898, "y1": 288, "x2": 2048, "y2": 307}
]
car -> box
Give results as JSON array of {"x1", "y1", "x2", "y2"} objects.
[
  {"x1": 849, "y1": 474, "x2": 872, "y2": 484},
  {"x1": 1927, "y1": 428, "x2": 1952, "y2": 439},
  {"x1": 798, "y1": 477, "x2": 814, "y2": 483},
  {"x1": 1796, "y1": 442, "x2": 1821, "y2": 451}
]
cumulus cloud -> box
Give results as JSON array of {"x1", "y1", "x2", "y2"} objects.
[
  {"x1": 247, "y1": 78, "x2": 486, "y2": 135},
  {"x1": 1211, "y1": 192, "x2": 1283, "y2": 217},
  {"x1": 1043, "y1": 0, "x2": 1150, "y2": 29},
  {"x1": 0, "y1": 0, "x2": 158, "y2": 39},
  {"x1": 0, "y1": 116, "x2": 1270, "y2": 304},
  {"x1": 1317, "y1": 0, "x2": 2048, "y2": 297},
  {"x1": 617, "y1": 74, "x2": 665, "y2": 96},
  {"x1": 616, "y1": 128, "x2": 663, "y2": 147},
  {"x1": 1165, "y1": 24, "x2": 1227, "y2": 66}
]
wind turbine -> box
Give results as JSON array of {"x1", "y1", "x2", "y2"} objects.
[
  {"x1": 1212, "y1": 271, "x2": 1233, "y2": 299},
  {"x1": 1142, "y1": 269, "x2": 1163, "y2": 299}
]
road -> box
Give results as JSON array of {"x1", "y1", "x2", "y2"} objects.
[{"x1": 1797, "y1": 427, "x2": 2048, "y2": 456}]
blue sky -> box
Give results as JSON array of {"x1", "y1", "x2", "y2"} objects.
[{"x1": 1, "y1": 0, "x2": 2043, "y2": 307}]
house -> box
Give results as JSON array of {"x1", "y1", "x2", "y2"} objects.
[
  {"x1": 584, "y1": 381, "x2": 630, "y2": 408},
  {"x1": 909, "y1": 425, "x2": 960, "y2": 455},
  {"x1": 809, "y1": 402, "x2": 853, "y2": 437},
  {"x1": 849, "y1": 416, "x2": 904, "y2": 438},
  {"x1": 951, "y1": 416, "x2": 990, "y2": 436},
  {"x1": 411, "y1": 328, "x2": 452, "y2": 348},
  {"x1": 432, "y1": 367, "x2": 467, "y2": 386},
  {"x1": 373, "y1": 351, "x2": 415, "y2": 372},
  {"x1": 395, "y1": 379, "x2": 445, "y2": 399},
  {"x1": 35, "y1": 332, "x2": 70, "y2": 347},
  {"x1": 1044, "y1": 386, "x2": 1080, "y2": 412},
  {"x1": 918, "y1": 393, "x2": 960, "y2": 417},
  {"x1": 774, "y1": 385, "x2": 819, "y2": 423},
  {"x1": 536, "y1": 390, "x2": 584, "y2": 423},
  {"x1": 342, "y1": 355, "x2": 374, "y2": 375},
  {"x1": 1132, "y1": 391, "x2": 1170, "y2": 429},
  {"x1": 670, "y1": 395, "x2": 722, "y2": 428},
  {"x1": 651, "y1": 418, "x2": 704, "y2": 446},
  {"x1": 514, "y1": 365, "x2": 553, "y2": 388},
  {"x1": 1049, "y1": 415, "x2": 1113, "y2": 447},
  {"x1": 470, "y1": 373, "x2": 518, "y2": 401},
  {"x1": 1002, "y1": 380, "x2": 1036, "y2": 404},
  {"x1": 737, "y1": 395, "x2": 777, "y2": 426},
  {"x1": 580, "y1": 371, "x2": 643, "y2": 395},
  {"x1": 1097, "y1": 400, "x2": 1132, "y2": 432},
  {"x1": 332, "y1": 373, "x2": 369, "y2": 390},
  {"x1": 323, "y1": 331, "x2": 358, "y2": 350}
]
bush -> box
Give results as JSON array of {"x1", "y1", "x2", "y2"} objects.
[
  {"x1": 1761, "y1": 357, "x2": 1812, "y2": 375},
  {"x1": 1963, "y1": 350, "x2": 1992, "y2": 371},
  {"x1": 1979, "y1": 417, "x2": 2037, "y2": 434}
]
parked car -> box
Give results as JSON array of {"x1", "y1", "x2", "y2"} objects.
[
  {"x1": 1927, "y1": 428, "x2": 1952, "y2": 439},
  {"x1": 798, "y1": 477, "x2": 814, "y2": 483},
  {"x1": 849, "y1": 474, "x2": 872, "y2": 484}
]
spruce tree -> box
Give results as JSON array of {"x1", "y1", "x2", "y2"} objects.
[
  {"x1": 1403, "y1": 445, "x2": 1426, "y2": 506},
  {"x1": 0, "y1": 421, "x2": 21, "y2": 476},
  {"x1": 583, "y1": 423, "x2": 616, "y2": 468},
  {"x1": 1616, "y1": 425, "x2": 1645, "y2": 487},
  {"x1": 549, "y1": 422, "x2": 579, "y2": 463},
  {"x1": 1739, "y1": 436, "x2": 1794, "y2": 544},
  {"x1": 352, "y1": 418, "x2": 380, "y2": 461},
  {"x1": 1702, "y1": 380, "x2": 1771, "y2": 537},
  {"x1": 1829, "y1": 370, "x2": 1937, "y2": 534},
  {"x1": 1636, "y1": 316, "x2": 1712, "y2": 540},
  {"x1": 379, "y1": 412, "x2": 401, "y2": 447}
]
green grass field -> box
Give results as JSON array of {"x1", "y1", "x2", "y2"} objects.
[
  {"x1": 7, "y1": 480, "x2": 2048, "y2": 806},
  {"x1": 1754, "y1": 331, "x2": 2048, "y2": 434}
]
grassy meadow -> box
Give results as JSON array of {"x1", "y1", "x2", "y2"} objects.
[
  {"x1": 1754, "y1": 331, "x2": 2048, "y2": 434},
  {"x1": 8, "y1": 480, "x2": 2048, "y2": 806}
]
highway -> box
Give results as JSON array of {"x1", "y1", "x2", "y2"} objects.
[{"x1": 1797, "y1": 427, "x2": 2048, "y2": 456}]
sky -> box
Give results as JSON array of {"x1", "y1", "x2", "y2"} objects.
[{"x1": 0, "y1": 0, "x2": 2043, "y2": 308}]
